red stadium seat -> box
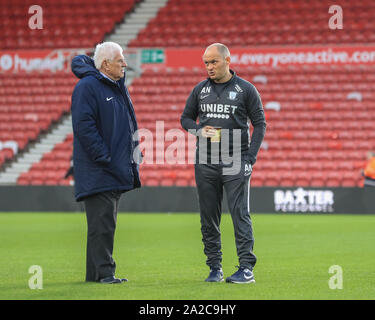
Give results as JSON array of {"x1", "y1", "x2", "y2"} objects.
[
  {"x1": 128, "y1": 0, "x2": 371, "y2": 48},
  {"x1": 2, "y1": 0, "x2": 373, "y2": 189}
]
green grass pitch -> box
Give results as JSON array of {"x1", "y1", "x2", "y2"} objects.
[{"x1": 0, "y1": 212, "x2": 374, "y2": 300}]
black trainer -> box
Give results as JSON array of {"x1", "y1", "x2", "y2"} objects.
[{"x1": 205, "y1": 268, "x2": 224, "y2": 282}]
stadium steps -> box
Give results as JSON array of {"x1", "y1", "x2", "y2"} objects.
[
  {"x1": 0, "y1": 115, "x2": 72, "y2": 185},
  {"x1": 106, "y1": 0, "x2": 169, "y2": 47}
]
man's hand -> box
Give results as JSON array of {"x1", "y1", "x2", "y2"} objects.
[{"x1": 200, "y1": 126, "x2": 217, "y2": 138}]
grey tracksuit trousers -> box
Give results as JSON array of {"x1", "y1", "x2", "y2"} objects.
[{"x1": 195, "y1": 154, "x2": 256, "y2": 271}]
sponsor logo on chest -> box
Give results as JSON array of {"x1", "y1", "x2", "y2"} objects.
[
  {"x1": 200, "y1": 103, "x2": 238, "y2": 119},
  {"x1": 199, "y1": 84, "x2": 241, "y2": 118}
]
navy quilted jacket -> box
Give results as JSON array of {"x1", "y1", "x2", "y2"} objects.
[{"x1": 71, "y1": 55, "x2": 141, "y2": 201}]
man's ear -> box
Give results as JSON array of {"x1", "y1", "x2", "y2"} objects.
[
  {"x1": 102, "y1": 59, "x2": 109, "y2": 70},
  {"x1": 225, "y1": 55, "x2": 231, "y2": 66}
]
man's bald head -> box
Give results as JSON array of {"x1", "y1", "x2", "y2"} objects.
[
  {"x1": 202, "y1": 43, "x2": 232, "y2": 83},
  {"x1": 204, "y1": 43, "x2": 231, "y2": 59}
]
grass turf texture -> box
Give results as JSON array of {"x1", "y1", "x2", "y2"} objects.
[{"x1": 0, "y1": 213, "x2": 374, "y2": 300}]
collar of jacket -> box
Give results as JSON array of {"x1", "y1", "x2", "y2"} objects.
[{"x1": 98, "y1": 73, "x2": 125, "y2": 87}]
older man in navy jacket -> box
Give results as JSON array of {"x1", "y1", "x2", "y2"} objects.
[{"x1": 71, "y1": 42, "x2": 141, "y2": 284}]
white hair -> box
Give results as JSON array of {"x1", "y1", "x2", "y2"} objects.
[{"x1": 93, "y1": 42, "x2": 123, "y2": 69}]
